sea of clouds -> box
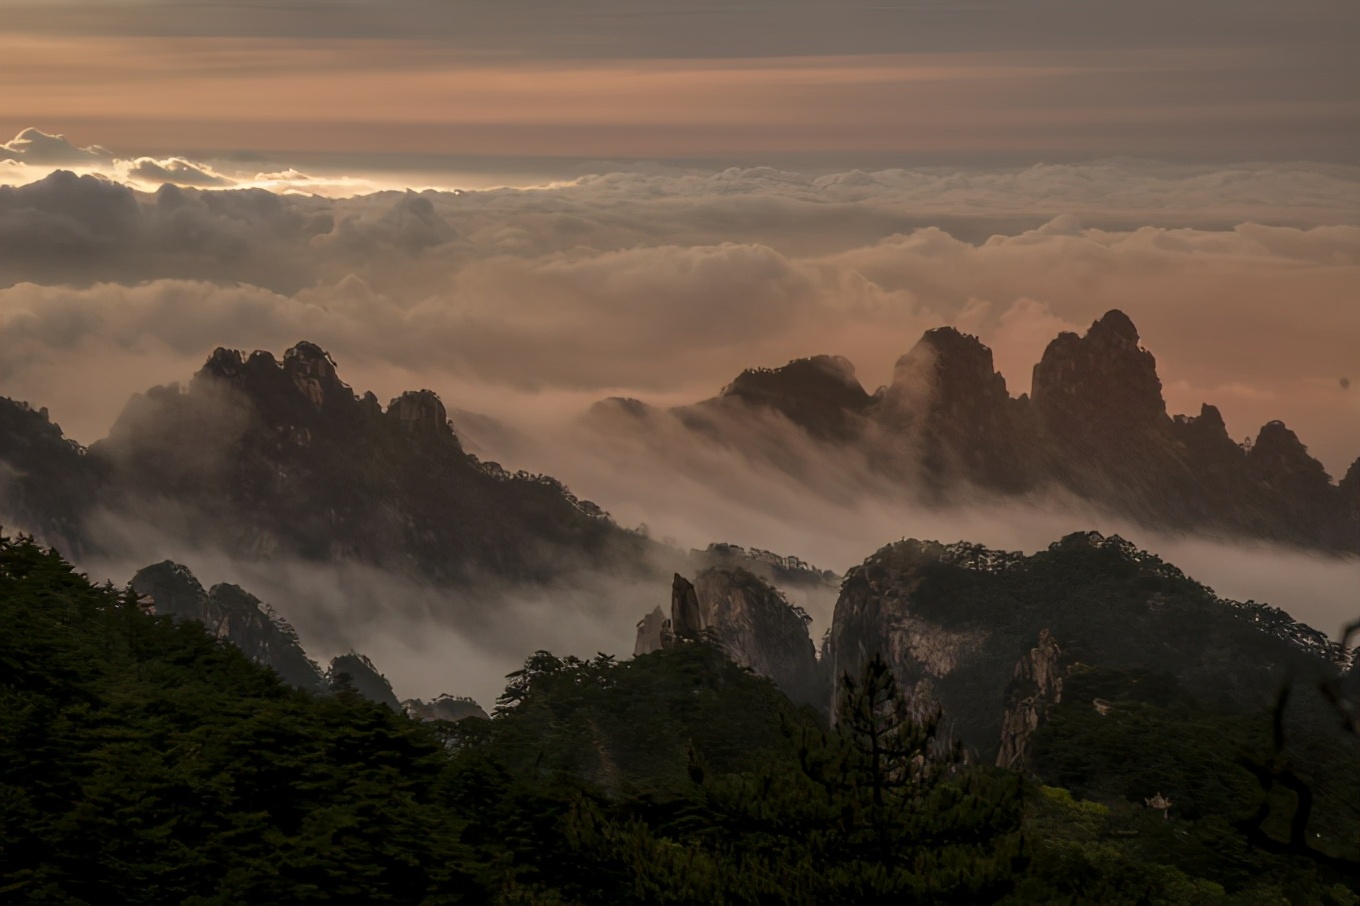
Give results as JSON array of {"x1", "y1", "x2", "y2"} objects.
[{"x1": 3, "y1": 128, "x2": 1357, "y2": 705}]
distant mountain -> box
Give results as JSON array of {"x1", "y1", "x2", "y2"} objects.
[
  {"x1": 130, "y1": 559, "x2": 487, "y2": 716},
  {"x1": 589, "y1": 311, "x2": 1359, "y2": 553},
  {"x1": 0, "y1": 342, "x2": 651, "y2": 583}
]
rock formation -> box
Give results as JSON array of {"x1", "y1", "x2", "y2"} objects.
[
  {"x1": 634, "y1": 568, "x2": 820, "y2": 704},
  {"x1": 996, "y1": 630, "x2": 1064, "y2": 770},
  {"x1": 327, "y1": 652, "x2": 401, "y2": 711},
  {"x1": 713, "y1": 355, "x2": 872, "y2": 440},
  {"x1": 130, "y1": 561, "x2": 327, "y2": 691},
  {"x1": 634, "y1": 606, "x2": 669, "y2": 656},
  {"x1": 827, "y1": 532, "x2": 1347, "y2": 755}
]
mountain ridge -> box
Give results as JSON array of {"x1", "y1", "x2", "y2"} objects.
[{"x1": 591, "y1": 310, "x2": 1358, "y2": 553}]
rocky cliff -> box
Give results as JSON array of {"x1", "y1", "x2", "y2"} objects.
[
  {"x1": 827, "y1": 532, "x2": 1346, "y2": 755},
  {"x1": 130, "y1": 561, "x2": 327, "y2": 691},
  {"x1": 995, "y1": 630, "x2": 1064, "y2": 770},
  {"x1": 635, "y1": 568, "x2": 820, "y2": 704}
]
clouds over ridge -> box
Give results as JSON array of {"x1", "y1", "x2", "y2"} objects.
[
  {"x1": 2, "y1": 203, "x2": 1358, "y2": 475},
  {"x1": 1, "y1": 149, "x2": 1358, "y2": 474}
]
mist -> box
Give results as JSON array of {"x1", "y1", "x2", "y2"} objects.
[{"x1": 3, "y1": 143, "x2": 1358, "y2": 711}]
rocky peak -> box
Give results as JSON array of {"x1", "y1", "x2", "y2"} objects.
[
  {"x1": 131, "y1": 561, "x2": 210, "y2": 621},
  {"x1": 722, "y1": 355, "x2": 867, "y2": 405},
  {"x1": 1031, "y1": 309, "x2": 1167, "y2": 438},
  {"x1": 327, "y1": 652, "x2": 401, "y2": 711},
  {"x1": 1340, "y1": 457, "x2": 1360, "y2": 509},
  {"x1": 1249, "y1": 421, "x2": 1331, "y2": 486},
  {"x1": 1173, "y1": 403, "x2": 1243, "y2": 465},
  {"x1": 386, "y1": 390, "x2": 459, "y2": 447},
  {"x1": 1087, "y1": 308, "x2": 1140, "y2": 345},
  {"x1": 203, "y1": 347, "x2": 246, "y2": 379},
  {"x1": 634, "y1": 606, "x2": 669, "y2": 656},
  {"x1": 636, "y1": 569, "x2": 819, "y2": 704},
  {"x1": 671, "y1": 573, "x2": 704, "y2": 639},
  {"x1": 282, "y1": 342, "x2": 343, "y2": 409},
  {"x1": 890, "y1": 327, "x2": 1010, "y2": 407},
  {"x1": 828, "y1": 532, "x2": 1344, "y2": 754},
  {"x1": 195, "y1": 341, "x2": 361, "y2": 423},
  {"x1": 852, "y1": 538, "x2": 950, "y2": 589},
  {"x1": 873, "y1": 328, "x2": 1037, "y2": 493},
  {"x1": 717, "y1": 355, "x2": 872, "y2": 439}
]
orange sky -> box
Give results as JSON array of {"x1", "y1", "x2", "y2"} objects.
[{"x1": 3, "y1": 31, "x2": 1356, "y2": 159}]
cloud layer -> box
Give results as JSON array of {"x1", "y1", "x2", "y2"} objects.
[{"x1": 3, "y1": 161, "x2": 1356, "y2": 473}]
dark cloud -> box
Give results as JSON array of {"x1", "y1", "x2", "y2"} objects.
[{"x1": 126, "y1": 157, "x2": 234, "y2": 188}]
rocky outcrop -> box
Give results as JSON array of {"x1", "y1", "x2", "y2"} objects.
[
  {"x1": 404, "y1": 695, "x2": 489, "y2": 722},
  {"x1": 130, "y1": 561, "x2": 326, "y2": 691},
  {"x1": 827, "y1": 532, "x2": 1346, "y2": 755},
  {"x1": 387, "y1": 389, "x2": 458, "y2": 448},
  {"x1": 671, "y1": 574, "x2": 705, "y2": 639},
  {"x1": 327, "y1": 652, "x2": 401, "y2": 711},
  {"x1": 996, "y1": 630, "x2": 1064, "y2": 770},
  {"x1": 634, "y1": 568, "x2": 820, "y2": 704},
  {"x1": 634, "y1": 606, "x2": 669, "y2": 656}
]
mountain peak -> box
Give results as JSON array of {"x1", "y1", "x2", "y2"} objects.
[
  {"x1": 722, "y1": 355, "x2": 867, "y2": 404},
  {"x1": 1031, "y1": 309, "x2": 1166, "y2": 440},
  {"x1": 387, "y1": 389, "x2": 457, "y2": 445},
  {"x1": 1088, "y1": 309, "x2": 1140, "y2": 346},
  {"x1": 891, "y1": 327, "x2": 1009, "y2": 403},
  {"x1": 716, "y1": 354, "x2": 872, "y2": 438}
]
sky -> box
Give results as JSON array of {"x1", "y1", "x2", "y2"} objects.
[
  {"x1": 2, "y1": 0, "x2": 1358, "y2": 702},
  {"x1": 2, "y1": 0, "x2": 1357, "y2": 165}
]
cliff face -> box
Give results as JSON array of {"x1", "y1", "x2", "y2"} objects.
[
  {"x1": 879, "y1": 327, "x2": 1039, "y2": 495},
  {"x1": 827, "y1": 532, "x2": 1345, "y2": 755},
  {"x1": 635, "y1": 568, "x2": 820, "y2": 704},
  {"x1": 995, "y1": 630, "x2": 1064, "y2": 770},
  {"x1": 130, "y1": 561, "x2": 326, "y2": 692},
  {"x1": 1, "y1": 341, "x2": 649, "y2": 584}
]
